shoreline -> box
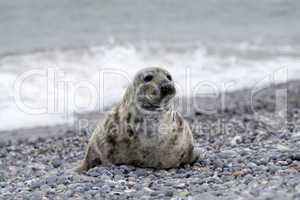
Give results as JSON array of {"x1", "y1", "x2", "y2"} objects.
[
  {"x1": 2, "y1": 79, "x2": 300, "y2": 142},
  {"x1": 0, "y1": 111, "x2": 105, "y2": 143}
]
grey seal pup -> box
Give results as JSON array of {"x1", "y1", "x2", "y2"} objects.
[{"x1": 77, "y1": 67, "x2": 198, "y2": 172}]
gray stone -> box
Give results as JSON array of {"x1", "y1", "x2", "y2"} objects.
[
  {"x1": 30, "y1": 191, "x2": 43, "y2": 200},
  {"x1": 165, "y1": 190, "x2": 174, "y2": 197},
  {"x1": 28, "y1": 179, "x2": 44, "y2": 190},
  {"x1": 175, "y1": 183, "x2": 187, "y2": 189},
  {"x1": 51, "y1": 159, "x2": 62, "y2": 168},
  {"x1": 64, "y1": 190, "x2": 74, "y2": 198}
]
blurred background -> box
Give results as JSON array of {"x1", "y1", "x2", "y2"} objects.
[{"x1": 0, "y1": 0, "x2": 300, "y2": 130}]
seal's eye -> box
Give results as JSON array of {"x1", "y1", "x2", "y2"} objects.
[
  {"x1": 166, "y1": 74, "x2": 172, "y2": 81},
  {"x1": 144, "y1": 74, "x2": 153, "y2": 82}
]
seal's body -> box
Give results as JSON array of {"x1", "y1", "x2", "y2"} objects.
[{"x1": 77, "y1": 67, "x2": 198, "y2": 172}]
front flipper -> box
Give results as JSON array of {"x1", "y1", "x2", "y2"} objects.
[
  {"x1": 189, "y1": 147, "x2": 202, "y2": 164},
  {"x1": 75, "y1": 145, "x2": 102, "y2": 173}
]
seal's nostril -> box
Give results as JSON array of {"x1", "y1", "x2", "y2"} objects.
[
  {"x1": 160, "y1": 84, "x2": 175, "y2": 97},
  {"x1": 161, "y1": 86, "x2": 168, "y2": 95},
  {"x1": 166, "y1": 74, "x2": 172, "y2": 81}
]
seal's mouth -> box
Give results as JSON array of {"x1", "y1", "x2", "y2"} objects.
[
  {"x1": 138, "y1": 95, "x2": 172, "y2": 112},
  {"x1": 141, "y1": 103, "x2": 163, "y2": 111}
]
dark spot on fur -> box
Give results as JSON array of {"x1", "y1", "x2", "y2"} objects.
[
  {"x1": 178, "y1": 119, "x2": 183, "y2": 127},
  {"x1": 127, "y1": 112, "x2": 132, "y2": 123},
  {"x1": 176, "y1": 113, "x2": 183, "y2": 127},
  {"x1": 113, "y1": 111, "x2": 119, "y2": 123},
  {"x1": 187, "y1": 145, "x2": 194, "y2": 162},
  {"x1": 179, "y1": 152, "x2": 185, "y2": 162},
  {"x1": 127, "y1": 127, "x2": 134, "y2": 137},
  {"x1": 92, "y1": 158, "x2": 102, "y2": 166},
  {"x1": 85, "y1": 147, "x2": 102, "y2": 170},
  {"x1": 176, "y1": 114, "x2": 184, "y2": 132},
  {"x1": 106, "y1": 135, "x2": 116, "y2": 146}
]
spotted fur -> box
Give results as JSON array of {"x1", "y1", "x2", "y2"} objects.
[{"x1": 76, "y1": 67, "x2": 199, "y2": 172}]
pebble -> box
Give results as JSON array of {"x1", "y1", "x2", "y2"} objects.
[
  {"x1": 230, "y1": 135, "x2": 243, "y2": 146},
  {"x1": 30, "y1": 191, "x2": 43, "y2": 200},
  {"x1": 135, "y1": 168, "x2": 148, "y2": 177},
  {"x1": 175, "y1": 183, "x2": 186, "y2": 189},
  {"x1": 64, "y1": 190, "x2": 74, "y2": 197},
  {"x1": 27, "y1": 179, "x2": 43, "y2": 189},
  {"x1": 40, "y1": 184, "x2": 52, "y2": 193},
  {"x1": 277, "y1": 161, "x2": 289, "y2": 166},
  {"x1": 51, "y1": 159, "x2": 62, "y2": 168},
  {"x1": 161, "y1": 190, "x2": 172, "y2": 197}
]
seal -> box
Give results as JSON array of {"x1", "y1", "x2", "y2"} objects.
[{"x1": 77, "y1": 67, "x2": 199, "y2": 172}]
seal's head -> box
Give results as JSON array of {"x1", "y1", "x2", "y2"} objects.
[{"x1": 129, "y1": 67, "x2": 176, "y2": 112}]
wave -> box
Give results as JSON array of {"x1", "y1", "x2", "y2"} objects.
[{"x1": 0, "y1": 43, "x2": 300, "y2": 130}]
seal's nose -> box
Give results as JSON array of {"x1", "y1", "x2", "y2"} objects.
[{"x1": 160, "y1": 83, "x2": 175, "y2": 97}]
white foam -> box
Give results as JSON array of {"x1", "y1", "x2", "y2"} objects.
[{"x1": 0, "y1": 44, "x2": 300, "y2": 131}]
